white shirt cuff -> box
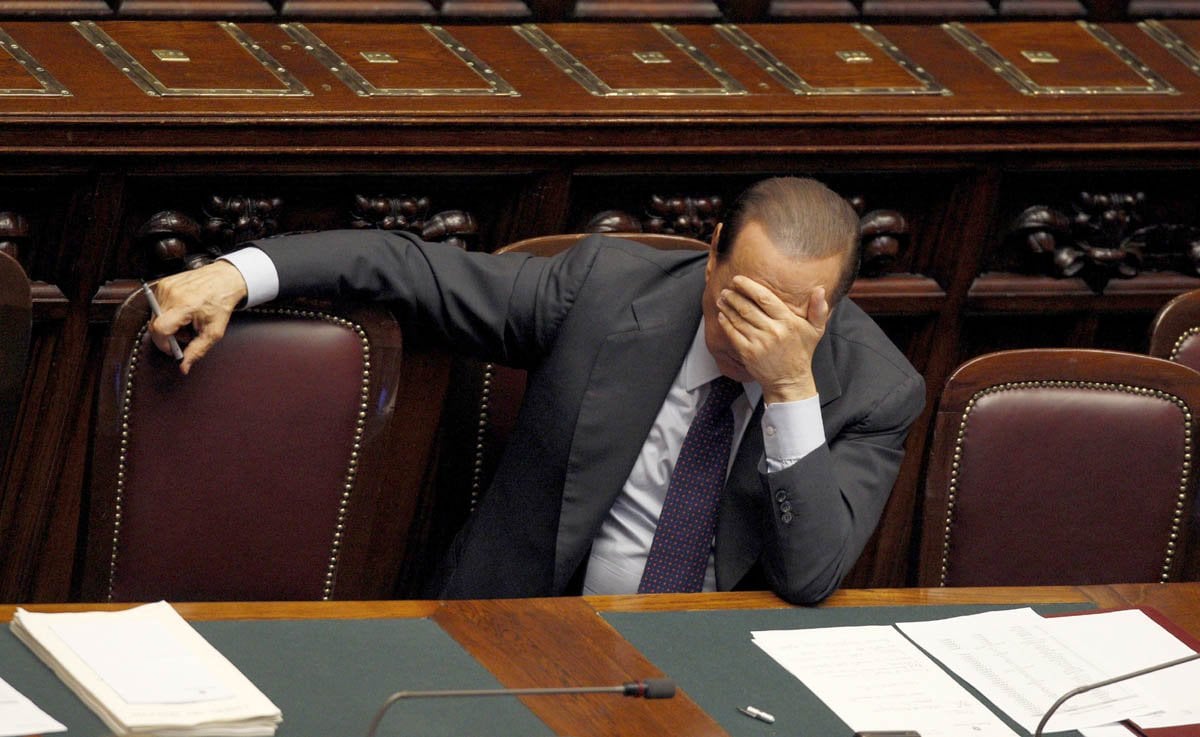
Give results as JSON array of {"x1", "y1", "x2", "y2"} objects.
[
  {"x1": 761, "y1": 394, "x2": 825, "y2": 473},
  {"x1": 219, "y1": 247, "x2": 279, "y2": 308}
]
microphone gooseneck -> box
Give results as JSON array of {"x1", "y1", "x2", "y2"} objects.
[{"x1": 365, "y1": 678, "x2": 676, "y2": 737}]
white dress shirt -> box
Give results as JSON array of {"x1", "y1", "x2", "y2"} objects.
[
  {"x1": 221, "y1": 247, "x2": 826, "y2": 594},
  {"x1": 222, "y1": 248, "x2": 278, "y2": 307}
]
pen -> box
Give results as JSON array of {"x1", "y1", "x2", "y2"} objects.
[
  {"x1": 738, "y1": 705, "x2": 775, "y2": 724},
  {"x1": 141, "y1": 281, "x2": 184, "y2": 361}
]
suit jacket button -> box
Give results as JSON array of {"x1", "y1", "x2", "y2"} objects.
[
  {"x1": 781, "y1": 511, "x2": 793, "y2": 524},
  {"x1": 780, "y1": 501, "x2": 792, "y2": 513},
  {"x1": 775, "y1": 490, "x2": 787, "y2": 503}
]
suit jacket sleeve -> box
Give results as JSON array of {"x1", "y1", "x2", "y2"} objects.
[
  {"x1": 757, "y1": 368, "x2": 925, "y2": 605},
  {"x1": 253, "y1": 229, "x2": 596, "y2": 367}
]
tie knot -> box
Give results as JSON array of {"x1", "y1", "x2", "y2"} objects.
[{"x1": 705, "y1": 376, "x2": 743, "y2": 412}]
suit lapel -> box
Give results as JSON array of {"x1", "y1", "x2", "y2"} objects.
[
  {"x1": 812, "y1": 329, "x2": 841, "y2": 408},
  {"x1": 553, "y1": 269, "x2": 705, "y2": 590}
]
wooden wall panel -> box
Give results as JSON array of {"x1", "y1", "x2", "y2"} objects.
[
  {"x1": 278, "y1": 0, "x2": 436, "y2": 18},
  {"x1": 3, "y1": 0, "x2": 1181, "y2": 19},
  {"x1": 1, "y1": 20, "x2": 1200, "y2": 602},
  {"x1": 114, "y1": 0, "x2": 275, "y2": 17},
  {"x1": 0, "y1": 0, "x2": 110, "y2": 17}
]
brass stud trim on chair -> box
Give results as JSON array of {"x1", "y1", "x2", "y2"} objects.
[
  {"x1": 109, "y1": 308, "x2": 372, "y2": 602},
  {"x1": 1169, "y1": 326, "x2": 1200, "y2": 363},
  {"x1": 939, "y1": 379, "x2": 1193, "y2": 587},
  {"x1": 469, "y1": 363, "x2": 494, "y2": 514}
]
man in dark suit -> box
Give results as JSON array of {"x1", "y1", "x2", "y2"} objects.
[{"x1": 149, "y1": 177, "x2": 924, "y2": 604}]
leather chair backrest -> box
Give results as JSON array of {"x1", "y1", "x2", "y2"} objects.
[
  {"x1": 84, "y1": 289, "x2": 417, "y2": 601},
  {"x1": 920, "y1": 348, "x2": 1200, "y2": 587},
  {"x1": 0, "y1": 251, "x2": 30, "y2": 482},
  {"x1": 1151, "y1": 288, "x2": 1200, "y2": 372},
  {"x1": 1149, "y1": 289, "x2": 1200, "y2": 580}
]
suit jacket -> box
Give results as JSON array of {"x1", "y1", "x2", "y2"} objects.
[{"x1": 256, "y1": 230, "x2": 925, "y2": 604}]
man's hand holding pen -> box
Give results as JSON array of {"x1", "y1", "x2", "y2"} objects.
[{"x1": 146, "y1": 261, "x2": 248, "y2": 374}]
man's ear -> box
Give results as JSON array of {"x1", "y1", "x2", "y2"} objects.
[{"x1": 705, "y1": 223, "x2": 722, "y2": 280}]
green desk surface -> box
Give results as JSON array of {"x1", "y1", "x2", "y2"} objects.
[
  {"x1": 603, "y1": 602, "x2": 1094, "y2": 737},
  {"x1": 1, "y1": 617, "x2": 555, "y2": 737}
]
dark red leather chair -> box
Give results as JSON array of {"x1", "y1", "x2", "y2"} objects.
[
  {"x1": 1151, "y1": 289, "x2": 1200, "y2": 372},
  {"x1": 0, "y1": 251, "x2": 30, "y2": 482},
  {"x1": 919, "y1": 348, "x2": 1200, "y2": 587},
  {"x1": 83, "y1": 289, "x2": 428, "y2": 601},
  {"x1": 1150, "y1": 289, "x2": 1200, "y2": 580}
]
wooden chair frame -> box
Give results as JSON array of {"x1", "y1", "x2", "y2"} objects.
[{"x1": 0, "y1": 251, "x2": 30, "y2": 483}]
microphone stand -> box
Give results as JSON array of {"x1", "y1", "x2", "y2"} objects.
[
  {"x1": 366, "y1": 679, "x2": 676, "y2": 737},
  {"x1": 1034, "y1": 652, "x2": 1200, "y2": 736}
]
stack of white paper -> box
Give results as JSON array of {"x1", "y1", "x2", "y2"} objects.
[{"x1": 10, "y1": 601, "x2": 281, "y2": 736}]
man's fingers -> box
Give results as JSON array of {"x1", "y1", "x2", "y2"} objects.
[
  {"x1": 178, "y1": 317, "x2": 228, "y2": 375},
  {"x1": 149, "y1": 307, "x2": 191, "y2": 345},
  {"x1": 730, "y1": 275, "x2": 791, "y2": 319},
  {"x1": 716, "y1": 310, "x2": 752, "y2": 351},
  {"x1": 720, "y1": 288, "x2": 773, "y2": 331},
  {"x1": 717, "y1": 295, "x2": 755, "y2": 337},
  {"x1": 178, "y1": 337, "x2": 209, "y2": 376}
]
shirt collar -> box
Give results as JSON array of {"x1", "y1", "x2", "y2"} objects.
[{"x1": 683, "y1": 320, "x2": 762, "y2": 406}]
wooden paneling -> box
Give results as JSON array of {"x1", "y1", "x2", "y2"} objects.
[
  {"x1": 862, "y1": 0, "x2": 994, "y2": 17},
  {"x1": 0, "y1": 0, "x2": 110, "y2": 17},
  {"x1": 3, "y1": 0, "x2": 1196, "y2": 19},
  {"x1": 2, "y1": 20, "x2": 1200, "y2": 602},
  {"x1": 573, "y1": 0, "x2": 722, "y2": 18},
  {"x1": 114, "y1": 0, "x2": 274, "y2": 17},
  {"x1": 999, "y1": 0, "x2": 1087, "y2": 15},
  {"x1": 278, "y1": 0, "x2": 436, "y2": 18},
  {"x1": 768, "y1": 0, "x2": 857, "y2": 19}
]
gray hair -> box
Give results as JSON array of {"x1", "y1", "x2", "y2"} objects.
[{"x1": 716, "y1": 177, "x2": 861, "y2": 302}]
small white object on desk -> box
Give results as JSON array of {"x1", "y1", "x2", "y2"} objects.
[{"x1": 738, "y1": 704, "x2": 776, "y2": 723}]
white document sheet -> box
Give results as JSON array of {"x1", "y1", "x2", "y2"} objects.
[
  {"x1": 0, "y1": 675, "x2": 66, "y2": 737},
  {"x1": 751, "y1": 624, "x2": 1019, "y2": 737},
  {"x1": 1039, "y1": 609, "x2": 1200, "y2": 729},
  {"x1": 897, "y1": 608, "x2": 1160, "y2": 734}
]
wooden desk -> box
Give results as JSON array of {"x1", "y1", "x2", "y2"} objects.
[{"x1": 4, "y1": 584, "x2": 1198, "y2": 737}]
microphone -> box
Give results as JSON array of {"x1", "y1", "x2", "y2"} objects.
[
  {"x1": 365, "y1": 678, "x2": 676, "y2": 737},
  {"x1": 1034, "y1": 652, "x2": 1200, "y2": 736}
]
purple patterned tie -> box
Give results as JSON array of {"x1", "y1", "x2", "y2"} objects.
[{"x1": 639, "y1": 376, "x2": 743, "y2": 593}]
